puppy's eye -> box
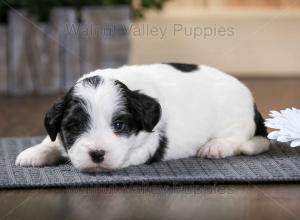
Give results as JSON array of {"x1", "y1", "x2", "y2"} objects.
[{"x1": 113, "y1": 120, "x2": 127, "y2": 133}]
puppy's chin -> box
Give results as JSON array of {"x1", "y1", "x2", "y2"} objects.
[{"x1": 73, "y1": 161, "x2": 121, "y2": 173}]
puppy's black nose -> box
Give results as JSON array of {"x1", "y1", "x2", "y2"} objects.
[{"x1": 89, "y1": 150, "x2": 105, "y2": 163}]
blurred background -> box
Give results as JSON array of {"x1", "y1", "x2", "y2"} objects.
[{"x1": 0, "y1": 0, "x2": 300, "y2": 137}]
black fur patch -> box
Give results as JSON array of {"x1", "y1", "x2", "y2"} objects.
[
  {"x1": 167, "y1": 63, "x2": 199, "y2": 72},
  {"x1": 254, "y1": 104, "x2": 268, "y2": 137},
  {"x1": 113, "y1": 80, "x2": 161, "y2": 135},
  {"x1": 60, "y1": 94, "x2": 90, "y2": 150},
  {"x1": 44, "y1": 88, "x2": 91, "y2": 150},
  {"x1": 82, "y1": 75, "x2": 103, "y2": 88},
  {"x1": 44, "y1": 98, "x2": 65, "y2": 142},
  {"x1": 146, "y1": 132, "x2": 168, "y2": 164}
]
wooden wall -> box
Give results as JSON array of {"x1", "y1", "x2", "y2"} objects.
[{"x1": 0, "y1": 7, "x2": 130, "y2": 95}]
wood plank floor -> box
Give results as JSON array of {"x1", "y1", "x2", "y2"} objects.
[{"x1": 0, "y1": 78, "x2": 300, "y2": 220}]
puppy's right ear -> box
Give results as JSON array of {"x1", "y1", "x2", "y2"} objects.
[{"x1": 44, "y1": 99, "x2": 65, "y2": 142}]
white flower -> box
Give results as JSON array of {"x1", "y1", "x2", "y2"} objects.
[{"x1": 265, "y1": 108, "x2": 300, "y2": 147}]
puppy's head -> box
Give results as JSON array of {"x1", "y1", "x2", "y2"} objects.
[{"x1": 44, "y1": 75, "x2": 161, "y2": 172}]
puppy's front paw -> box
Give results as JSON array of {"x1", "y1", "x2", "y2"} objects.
[
  {"x1": 15, "y1": 145, "x2": 61, "y2": 167},
  {"x1": 197, "y1": 139, "x2": 237, "y2": 159}
]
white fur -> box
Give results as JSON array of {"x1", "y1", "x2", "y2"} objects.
[
  {"x1": 16, "y1": 64, "x2": 270, "y2": 171},
  {"x1": 15, "y1": 136, "x2": 66, "y2": 167}
]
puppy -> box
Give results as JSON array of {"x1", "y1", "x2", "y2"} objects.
[{"x1": 16, "y1": 63, "x2": 270, "y2": 172}]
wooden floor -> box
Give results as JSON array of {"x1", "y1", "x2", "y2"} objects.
[{"x1": 0, "y1": 78, "x2": 300, "y2": 220}]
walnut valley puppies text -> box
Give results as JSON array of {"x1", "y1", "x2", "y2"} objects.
[{"x1": 65, "y1": 23, "x2": 235, "y2": 40}]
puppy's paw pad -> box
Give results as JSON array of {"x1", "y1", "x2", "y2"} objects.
[
  {"x1": 197, "y1": 139, "x2": 235, "y2": 159},
  {"x1": 15, "y1": 147, "x2": 48, "y2": 167}
]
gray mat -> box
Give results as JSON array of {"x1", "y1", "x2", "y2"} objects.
[{"x1": 1, "y1": 137, "x2": 300, "y2": 189}]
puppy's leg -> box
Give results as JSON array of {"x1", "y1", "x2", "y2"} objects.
[
  {"x1": 16, "y1": 136, "x2": 66, "y2": 167},
  {"x1": 238, "y1": 136, "x2": 270, "y2": 156},
  {"x1": 197, "y1": 136, "x2": 270, "y2": 159}
]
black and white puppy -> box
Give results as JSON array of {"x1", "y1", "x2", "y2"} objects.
[{"x1": 16, "y1": 63, "x2": 270, "y2": 172}]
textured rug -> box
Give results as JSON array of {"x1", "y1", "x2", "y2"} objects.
[{"x1": 0, "y1": 137, "x2": 300, "y2": 189}]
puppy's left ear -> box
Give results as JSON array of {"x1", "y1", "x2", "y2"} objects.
[
  {"x1": 44, "y1": 98, "x2": 65, "y2": 141},
  {"x1": 129, "y1": 91, "x2": 162, "y2": 132}
]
